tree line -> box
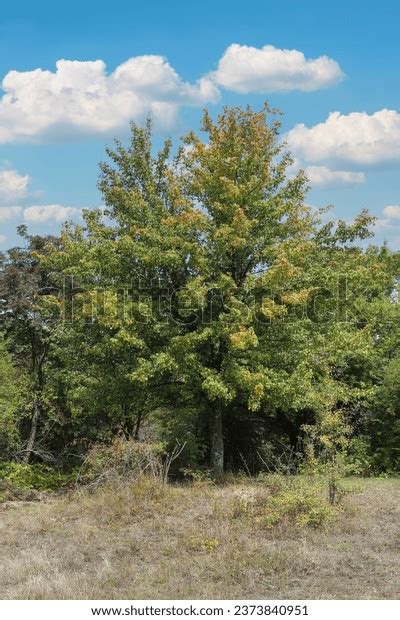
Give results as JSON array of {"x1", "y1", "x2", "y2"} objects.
[{"x1": 1, "y1": 105, "x2": 399, "y2": 479}]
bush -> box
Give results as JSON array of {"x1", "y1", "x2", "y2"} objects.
[
  {"x1": 260, "y1": 479, "x2": 338, "y2": 529},
  {"x1": 77, "y1": 437, "x2": 184, "y2": 488},
  {"x1": 344, "y1": 436, "x2": 374, "y2": 476},
  {"x1": 0, "y1": 461, "x2": 75, "y2": 491}
]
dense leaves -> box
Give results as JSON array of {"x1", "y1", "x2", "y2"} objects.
[{"x1": 0, "y1": 106, "x2": 399, "y2": 476}]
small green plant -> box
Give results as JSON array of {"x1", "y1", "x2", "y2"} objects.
[
  {"x1": 261, "y1": 481, "x2": 337, "y2": 529},
  {"x1": 231, "y1": 496, "x2": 250, "y2": 518},
  {"x1": 187, "y1": 535, "x2": 220, "y2": 553},
  {"x1": 302, "y1": 409, "x2": 352, "y2": 504},
  {"x1": 0, "y1": 461, "x2": 75, "y2": 491}
]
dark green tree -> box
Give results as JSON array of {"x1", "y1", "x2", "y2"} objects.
[{"x1": 0, "y1": 227, "x2": 61, "y2": 462}]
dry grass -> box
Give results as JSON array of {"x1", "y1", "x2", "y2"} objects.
[{"x1": 0, "y1": 476, "x2": 399, "y2": 600}]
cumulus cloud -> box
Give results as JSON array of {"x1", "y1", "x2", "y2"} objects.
[
  {"x1": 0, "y1": 45, "x2": 346, "y2": 143},
  {"x1": 374, "y1": 206, "x2": 400, "y2": 247},
  {"x1": 382, "y1": 205, "x2": 400, "y2": 220},
  {"x1": 0, "y1": 168, "x2": 30, "y2": 202},
  {"x1": 0, "y1": 234, "x2": 7, "y2": 244},
  {"x1": 23, "y1": 204, "x2": 82, "y2": 223},
  {"x1": 0, "y1": 203, "x2": 82, "y2": 224},
  {"x1": 0, "y1": 205, "x2": 22, "y2": 221},
  {"x1": 305, "y1": 165, "x2": 365, "y2": 188},
  {"x1": 211, "y1": 44, "x2": 344, "y2": 93},
  {"x1": 0, "y1": 166, "x2": 82, "y2": 226},
  {"x1": 0, "y1": 56, "x2": 220, "y2": 144},
  {"x1": 286, "y1": 109, "x2": 400, "y2": 166}
]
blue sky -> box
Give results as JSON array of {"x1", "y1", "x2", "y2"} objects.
[{"x1": 0, "y1": 0, "x2": 399, "y2": 248}]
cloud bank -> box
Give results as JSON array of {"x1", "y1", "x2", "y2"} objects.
[
  {"x1": 0, "y1": 56, "x2": 219, "y2": 143},
  {"x1": 382, "y1": 205, "x2": 400, "y2": 220},
  {"x1": 0, "y1": 45, "x2": 344, "y2": 144},
  {"x1": 285, "y1": 109, "x2": 400, "y2": 188},
  {"x1": 374, "y1": 205, "x2": 400, "y2": 248},
  {"x1": 0, "y1": 202, "x2": 82, "y2": 224}
]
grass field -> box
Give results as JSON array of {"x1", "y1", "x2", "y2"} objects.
[{"x1": 0, "y1": 477, "x2": 399, "y2": 600}]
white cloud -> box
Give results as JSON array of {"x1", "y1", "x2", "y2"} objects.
[
  {"x1": 0, "y1": 234, "x2": 6, "y2": 245},
  {"x1": 0, "y1": 202, "x2": 82, "y2": 224},
  {"x1": 0, "y1": 45, "x2": 346, "y2": 143},
  {"x1": 0, "y1": 56, "x2": 220, "y2": 144},
  {"x1": 23, "y1": 204, "x2": 81, "y2": 223},
  {"x1": 305, "y1": 165, "x2": 365, "y2": 188},
  {"x1": 0, "y1": 167, "x2": 82, "y2": 226},
  {"x1": 382, "y1": 205, "x2": 400, "y2": 220},
  {"x1": 374, "y1": 206, "x2": 400, "y2": 248},
  {"x1": 211, "y1": 44, "x2": 344, "y2": 93},
  {"x1": 286, "y1": 109, "x2": 400, "y2": 166},
  {"x1": 0, "y1": 205, "x2": 22, "y2": 221},
  {"x1": 0, "y1": 168, "x2": 30, "y2": 202},
  {"x1": 0, "y1": 166, "x2": 83, "y2": 228}
]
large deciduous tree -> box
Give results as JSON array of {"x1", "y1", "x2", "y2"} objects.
[{"x1": 44, "y1": 105, "x2": 389, "y2": 475}]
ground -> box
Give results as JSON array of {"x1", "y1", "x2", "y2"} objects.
[{"x1": 0, "y1": 477, "x2": 399, "y2": 600}]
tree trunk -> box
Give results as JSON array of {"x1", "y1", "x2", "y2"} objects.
[
  {"x1": 23, "y1": 400, "x2": 40, "y2": 463},
  {"x1": 24, "y1": 350, "x2": 45, "y2": 464},
  {"x1": 134, "y1": 411, "x2": 143, "y2": 440},
  {"x1": 210, "y1": 406, "x2": 224, "y2": 478}
]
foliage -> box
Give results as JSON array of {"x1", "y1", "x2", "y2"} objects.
[
  {"x1": 367, "y1": 358, "x2": 400, "y2": 472},
  {"x1": 77, "y1": 437, "x2": 165, "y2": 485},
  {"x1": 187, "y1": 536, "x2": 220, "y2": 553},
  {"x1": 0, "y1": 336, "x2": 22, "y2": 455},
  {"x1": 260, "y1": 478, "x2": 338, "y2": 528},
  {"x1": 0, "y1": 228, "x2": 62, "y2": 463},
  {"x1": 301, "y1": 410, "x2": 353, "y2": 502},
  {"x1": 345, "y1": 436, "x2": 374, "y2": 476},
  {"x1": 0, "y1": 461, "x2": 75, "y2": 491},
  {"x1": 77, "y1": 437, "x2": 185, "y2": 487},
  {"x1": 0, "y1": 105, "x2": 399, "y2": 480}
]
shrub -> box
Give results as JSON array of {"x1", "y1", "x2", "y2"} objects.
[
  {"x1": 260, "y1": 480, "x2": 338, "y2": 529},
  {"x1": 0, "y1": 461, "x2": 75, "y2": 491},
  {"x1": 78, "y1": 438, "x2": 165, "y2": 485},
  {"x1": 344, "y1": 436, "x2": 374, "y2": 476},
  {"x1": 77, "y1": 437, "x2": 185, "y2": 488}
]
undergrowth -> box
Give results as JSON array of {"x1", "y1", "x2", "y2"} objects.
[{"x1": 0, "y1": 461, "x2": 75, "y2": 492}]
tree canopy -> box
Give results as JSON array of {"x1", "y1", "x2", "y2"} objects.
[{"x1": 1, "y1": 105, "x2": 399, "y2": 476}]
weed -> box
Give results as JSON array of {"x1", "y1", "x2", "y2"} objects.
[{"x1": 187, "y1": 536, "x2": 220, "y2": 553}]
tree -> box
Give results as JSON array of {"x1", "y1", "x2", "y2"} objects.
[
  {"x1": 0, "y1": 335, "x2": 22, "y2": 456},
  {"x1": 371, "y1": 359, "x2": 400, "y2": 471},
  {"x1": 43, "y1": 105, "x2": 388, "y2": 477},
  {"x1": 0, "y1": 227, "x2": 61, "y2": 462}
]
